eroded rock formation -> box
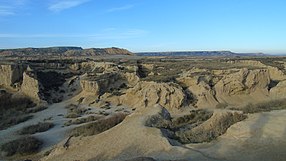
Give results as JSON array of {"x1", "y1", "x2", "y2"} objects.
[
  {"x1": 0, "y1": 64, "x2": 25, "y2": 88},
  {"x1": 114, "y1": 81, "x2": 186, "y2": 110},
  {"x1": 21, "y1": 71, "x2": 42, "y2": 102}
]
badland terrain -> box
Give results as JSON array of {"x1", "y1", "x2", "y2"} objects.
[{"x1": 0, "y1": 47, "x2": 286, "y2": 161}]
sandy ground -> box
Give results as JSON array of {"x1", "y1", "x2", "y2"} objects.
[
  {"x1": 0, "y1": 99, "x2": 72, "y2": 151},
  {"x1": 0, "y1": 91, "x2": 132, "y2": 161},
  {"x1": 187, "y1": 110, "x2": 286, "y2": 161},
  {"x1": 41, "y1": 107, "x2": 286, "y2": 161}
]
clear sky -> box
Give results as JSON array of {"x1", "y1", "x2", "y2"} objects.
[{"x1": 0, "y1": 0, "x2": 286, "y2": 53}]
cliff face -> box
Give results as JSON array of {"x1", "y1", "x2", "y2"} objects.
[
  {"x1": 80, "y1": 73, "x2": 125, "y2": 95},
  {"x1": 214, "y1": 68, "x2": 270, "y2": 105},
  {"x1": 177, "y1": 65, "x2": 286, "y2": 108},
  {"x1": 20, "y1": 72, "x2": 42, "y2": 102},
  {"x1": 116, "y1": 81, "x2": 186, "y2": 111},
  {"x1": 0, "y1": 64, "x2": 25, "y2": 88},
  {"x1": 177, "y1": 76, "x2": 218, "y2": 108}
]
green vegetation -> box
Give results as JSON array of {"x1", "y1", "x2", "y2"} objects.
[
  {"x1": 18, "y1": 122, "x2": 54, "y2": 135},
  {"x1": 0, "y1": 137, "x2": 42, "y2": 157}
]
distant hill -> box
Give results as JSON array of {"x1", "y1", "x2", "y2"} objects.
[
  {"x1": 136, "y1": 51, "x2": 267, "y2": 57},
  {"x1": 0, "y1": 47, "x2": 133, "y2": 57}
]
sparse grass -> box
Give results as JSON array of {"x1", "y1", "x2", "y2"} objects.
[
  {"x1": 235, "y1": 99, "x2": 286, "y2": 114},
  {"x1": 170, "y1": 110, "x2": 213, "y2": 130},
  {"x1": 215, "y1": 103, "x2": 228, "y2": 109},
  {"x1": 64, "y1": 115, "x2": 101, "y2": 126},
  {"x1": 0, "y1": 91, "x2": 36, "y2": 130},
  {"x1": 145, "y1": 109, "x2": 246, "y2": 144},
  {"x1": 175, "y1": 112, "x2": 247, "y2": 144},
  {"x1": 0, "y1": 115, "x2": 33, "y2": 130},
  {"x1": 0, "y1": 137, "x2": 42, "y2": 157},
  {"x1": 18, "y1": 122, "x2": 54, "y2": 135},
  {"x1": 70, "y1": 113, "x2": 128, "y2": 137},
  {"x1": 25, "y1": 105, "x2": 48, "y2": 113},
  {"x1": 65, "y1": 104, "x2": 86, "y2": 118}
]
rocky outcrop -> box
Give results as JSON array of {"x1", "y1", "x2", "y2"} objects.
[
  {"x1": 0, "y1": 64, "x2": 25, "y2": 88},
  {"x1": 80, "y1": 73, "x2": 125, "y2": 95},
  {"x1": 69, "y1": 61, "x2": 119, "y2": 73},
  {"x1": 226, "y1": 60, "x2": 286, "y2": 81},
  {"x1": 114, "y1": 82, "x2": 186, "y2": 110},
  {"x1": 267, "y1": 66, "x2": 286, "y2": 81},
  {"x1": 177, "y1": 76, "x2": 218, "y2": 108},
  {"x1": 123, "y1": 72, "x2": 140, "y2": 87},
  {"x1": 270, "y1": 80, "x2": 286, "y2": 99},
  {"x1": 178, "y1": 67, "x2": 277, "y2": 108},
  {"x1": 214, "y1": 68, "x2": 270, "y2": 105},
  {"x1": 21, "y1": 72, "x2": 42, "y2": 102},
  {"x1": 226, "y1": 60, "x2": 266, "y2": 68},
  {"x1": 215, "y1": 68, "x2": 270, "y2": 94}
]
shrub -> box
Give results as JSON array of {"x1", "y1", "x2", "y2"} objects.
[
  {"x1": 18, "y1": 122, "x2": 54, "y2": 135},
  {"x1": 25, "y1": 105, "x2": 48, "y2": 113},
  {"x1": 175, "y1": 112, "x2": 247, "y2": 143},
  {"x1": 170, "y1": 110, "x2": 213, "y2": 130},
  {"x1": 0, "y1": 137, "x2": 42, "y2": 156},
  {"x1": 64, "y1": 115, "x2": 101, "y2": 126},
  {"x1": 215, "y1": 103, "x2": 228, "y2": 109},
  {"x1": 71, "y1": 113, "x2": 128, "y2": 137},
  {"x1": 65, "y1": 104, "x2": 86, "y2": 118},
  {"x1": 238, "y1": 99, "x2": 286, "y2": 114},
  {"x1": 0, "y1": 115, "x2": 33, "y2": 130}
]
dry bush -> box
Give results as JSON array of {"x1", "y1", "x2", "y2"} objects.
[
  {"x1": 64, "y1": 115, "x2": 101, "y2": 126},
  {"x1": 25, "y1": 105, "x2": 48, "y2": 113},
  {"x1": 18, "y1": 122, "x2": 54, "y2": 135},
  {"x1": 65, "y1": 104, "x2": 86, "y2": 118},
  {"x1": 175, "y1": 112, "x2": 247, "y2": 143},
  {"x1": 70, "y1": 113, "x2": 128, "y2": 137},
  {"x1": 0, "y1": 115, "x2": 33, "y2": 130},
  {"x1": 145, "y1": 109, "x2": 246, "y2": 144},
  {"x1": 215, "y1": 103, "x2": 228, "y2": 109},
  {"x1": 0, "y1": 137, "x2": 42, "y2": 157},
  {"x1": 238, "y1": 99, "x2": 286, "y2": 114},
  {"x1": 0, "y1": 91, "x2": 35, "y2": 130},
  {"x1": 170, "y1": 110, "x2": 213, "y2": 130}
]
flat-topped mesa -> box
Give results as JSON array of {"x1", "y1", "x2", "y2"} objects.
[
  {"x1": 0, "y1": 64, "x2": 25, "y2": 89},
  {"x1": 0, "y1": 46, "x2": 133, "y2": 57},
  {"x1": 80, "y1": 47, "x2": 133, "y2": 56}
]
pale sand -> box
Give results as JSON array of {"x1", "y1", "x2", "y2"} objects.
[{"x1": 42, "y1": 107, "x2": 286, "y2": 161}]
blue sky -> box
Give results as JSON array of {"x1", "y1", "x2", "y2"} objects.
[{"x1": 0, "y1": 0, "x2": 286, "y2": 53}]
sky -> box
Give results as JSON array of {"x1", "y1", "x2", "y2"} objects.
[{"x1": 0, "y1": 0, "x2": 286, "y2": 54}]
